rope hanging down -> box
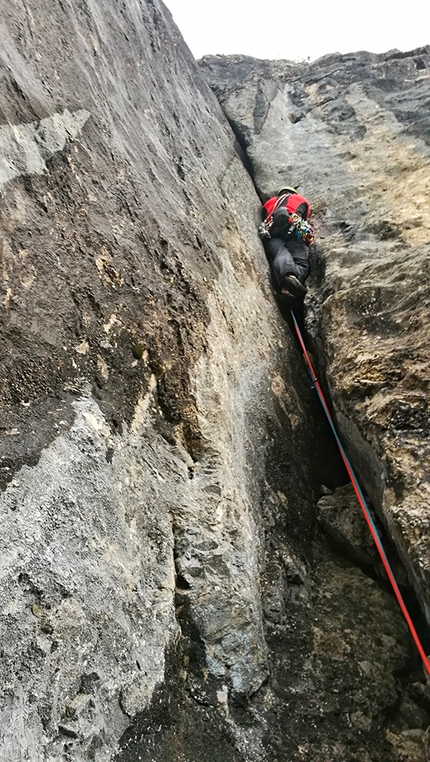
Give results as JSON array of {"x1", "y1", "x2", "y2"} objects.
[{"x1": 290, "y1": 309, "x2": 430, "y2": 675}]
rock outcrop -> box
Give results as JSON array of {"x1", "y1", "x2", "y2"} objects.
[
  {"x1": 201, "y1": 47, "x2": 430, "y2": 629},
  {"x1": 0, "y1": 2, "x2": 429, "y2": 761}
]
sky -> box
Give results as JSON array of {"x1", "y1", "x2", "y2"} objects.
[{"x1": 163, "y1": 0, "x2": 429, "y2": 63}]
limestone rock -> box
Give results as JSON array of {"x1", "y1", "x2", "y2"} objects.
[
  {"x1": 0, "y1": 3, "x2": 429, "y2": 761},
  {"x1": 201, "y1": 46, "x2": 430, "y2": 627},
  {"x1": 317, "y1": 483, "x2": 380, "y2": 568},
  {"x1": 0, "y1": 1, "x2": 281, "y2": 757}
]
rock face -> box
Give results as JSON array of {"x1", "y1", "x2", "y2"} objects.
[
  {"x1": 201, "y1": 48, "x2": 430, "y2": 626},
  {"x1": 0, "y1": 3, "x2": 429, "y2": 761}
]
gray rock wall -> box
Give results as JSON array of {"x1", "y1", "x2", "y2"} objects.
[
  {"x1": 201, "y1": 48, "x2": 430, "y2": 624},
  {"x1": 0, "y1": 1, "x2": 313, "y2": 759},
  {"x1": 1, "y1": 3, "x2": 429, "y2": 761}
]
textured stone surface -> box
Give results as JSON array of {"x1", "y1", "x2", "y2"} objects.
[
  {"x1": 1, "y1": 3, "x2": 429, "y2": 761},
  {"x1": 317, "y1": 483, "x2": 380, "y2": 569},
  {"x1": 201, "y1": 47, "x2": 430, "y2": 626},
  {"x1": 0, "y1": 397, "x2": 178, "y2": 759},
  {"x1": 0, "y1": 1, "x2": 284, "y2": 757}
]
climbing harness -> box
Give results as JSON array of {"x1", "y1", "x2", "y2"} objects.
[
  {"x1": 258, "y1": 209, "x2": 315, "y2": 245},
  {"x1": 290, "y1": 309, "x2": 430, "y2": 675}
]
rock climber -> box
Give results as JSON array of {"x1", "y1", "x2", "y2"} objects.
[{"x1": 259, "y1": 186, "x2": 314, "y2": 300}]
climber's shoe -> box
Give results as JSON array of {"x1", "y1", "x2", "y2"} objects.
[
  {"x1": 281, "y1": 275, "x2": 308, "y2": 299},
  {"x1": 278, "y1": 292, "x2": 297, "y2": 308}
]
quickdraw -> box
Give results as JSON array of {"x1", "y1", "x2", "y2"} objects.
[
  {"x1": 258, "y1": 219, "x2": 272, "y2": 239},
  {"x1": 289, "y1": 212, "x2": 315, "y2": 246}
]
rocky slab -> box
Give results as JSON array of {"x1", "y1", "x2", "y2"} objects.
[{"x1": 201, "y1": 47, "x2": 430, "y2": 626}]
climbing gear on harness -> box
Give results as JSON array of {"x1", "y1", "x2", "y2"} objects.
[
  {"x1": 259, "y1": 209, "x2": 315, "y2": 246},
  {"x1": 258, "y1": 219, "x2": 272, "y2": 239},
  {"x1": 292, "y1": 214, "x2": 315, "y2": 246},
  {"x1": 290, "y1": 309, "x2": 430, "y2": 676}
]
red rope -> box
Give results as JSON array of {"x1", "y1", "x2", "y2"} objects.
[{"x1": 290, "y1": 310, "x2": 430, "y2": 674}]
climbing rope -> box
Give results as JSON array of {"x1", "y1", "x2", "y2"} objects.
[{"x1": 290, "y1": 309, "x2": 430, "y2": 675}]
